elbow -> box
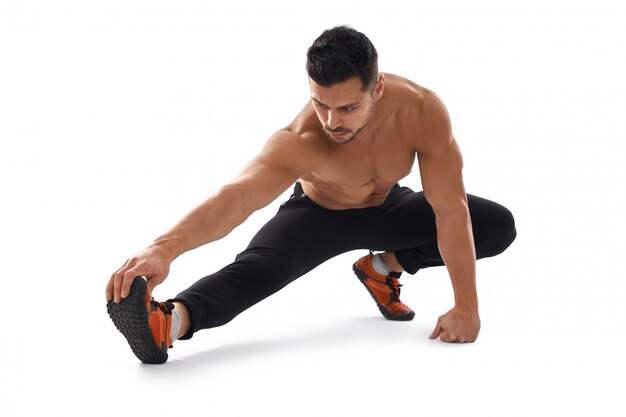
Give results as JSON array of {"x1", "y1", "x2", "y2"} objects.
[
  {"x1": 427, "y1": 192, "x2": 469, "y2": 217},
  {"x1": 431, "y1": 199, "x2": 470, "y2": 223},
  {"x1": 217, "y1": 183, "x2": 254, "y2": 221}
]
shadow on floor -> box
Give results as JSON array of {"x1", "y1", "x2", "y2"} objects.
[{"x1": 137, "y1": 315, "x2": 436, "y2": 374}]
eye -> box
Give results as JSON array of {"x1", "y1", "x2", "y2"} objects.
[{"x1": 342, "y1": 106, "x2": 355, "y2": 112}]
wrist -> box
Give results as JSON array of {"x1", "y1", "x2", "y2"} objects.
[
  {"x1": 150, "y1": 236, "x2": 184, "y2": 261},
  {"x1": 454, "y1": 298, "x2": 479, "y2": 313}
]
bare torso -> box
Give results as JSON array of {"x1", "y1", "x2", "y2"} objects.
[{"x1": 285, "y1": 73, "x2": 430, "y2": 210}]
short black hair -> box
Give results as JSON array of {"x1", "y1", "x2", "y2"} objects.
[{"x1": 306, "y1": 26, "x2": 378, "y2": 91}]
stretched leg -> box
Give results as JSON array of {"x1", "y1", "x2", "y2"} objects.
[{"x1": 170, "y1": 184, "x2": 374, "y2": 339}]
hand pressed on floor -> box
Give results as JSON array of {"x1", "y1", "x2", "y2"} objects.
[{"x1": 429, "y1": 306, "x2": 481, "y2": 343}]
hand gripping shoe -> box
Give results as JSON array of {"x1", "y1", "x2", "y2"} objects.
[{"x1": 107, "y1": 277, "x2": 174, "y2": 364}]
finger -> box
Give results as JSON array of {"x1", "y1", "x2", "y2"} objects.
[
  {"x1": 429, "y1": 323, "x2": 443, "y2": 340},
  {"x1": 441, "y1": 331, "x2": 464, "y2": 343},
  {"x1": 105, "y1": 276, "x2": 114, "y2": 301},
  {"x1": 440, "y1": 331, "x2": 453, "y2": 343},
  {"x1": 146, "y1": 277, "x2": 160, "y2": 298},
  {"x1": 113, "y1": 271, "x2": 125, "y2": 303},
  {"x1": 112, "y1": 259, "x2": 135, "y2": 303},
  {"x1": 145, "y1": 276, "x2": 163, "y2": 297},
  {"x1": 121, "y1": 269, "x2": 144, "y2": 300}
]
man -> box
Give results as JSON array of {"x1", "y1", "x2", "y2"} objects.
[{"x1": 106, "y1": 26, "x2": 516, "y2": 364}]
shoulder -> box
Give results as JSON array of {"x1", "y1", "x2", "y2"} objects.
[
  {"x1": 381, "y1": 73, "x2": 428, "y2": 107},
  {"x1": 384, "y1": 74, "x2": 448, "y2": 122},
  {"x1": 420, "y1": 90, "x2": 452, "y2": 140},
  {"x1": 380, "y1": 74, "x2": 452, "y2": 151},
  {"x1": 259, "y1": 103, "x2": 330, "y2": 172}
]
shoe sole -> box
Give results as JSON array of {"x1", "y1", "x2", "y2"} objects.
[
  {"x1": 106, "y1": 277, "x2": 169, "y2": 364},
  {"x1": 352, "y1": 264, "x2": 415, "y2": 321}
]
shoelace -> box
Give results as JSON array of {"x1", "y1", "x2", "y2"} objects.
[
  {"x1": 151, "y1": 298, "x2": 173, "y2": 315},
  {"x1": 387, "y1": 279, "x2": 403, "y2": 296}
]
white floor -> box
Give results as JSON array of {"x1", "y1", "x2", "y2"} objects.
[
  {"x1": 2, "y1": 210, "x2": 626, "y2": 416},
  {"x1": 4, "y1": 246, "x2": 625, "y2": 416},
  {"x1": 2, "y1": 1, "x2": 625, "y2": 416}
]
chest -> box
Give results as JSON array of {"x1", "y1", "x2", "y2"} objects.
[{"x1": 312, "y1": 136, "x2": 417, "y2": 186}]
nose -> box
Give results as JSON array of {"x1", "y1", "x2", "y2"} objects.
[{"x1": 327, "y1": 110, "x2": 342, "y2": 130}]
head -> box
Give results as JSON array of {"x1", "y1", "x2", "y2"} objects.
[{"x1": 306, "y1": 26, "x2": 384, "y2": 144}]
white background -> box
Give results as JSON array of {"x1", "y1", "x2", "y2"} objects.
[{"x1": 1, "y1": 0, "x2": 625, "y2": 415}]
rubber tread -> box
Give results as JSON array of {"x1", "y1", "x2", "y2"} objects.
[{"x1": 107, "y1": 277, "x2": 169, "y2": 364}]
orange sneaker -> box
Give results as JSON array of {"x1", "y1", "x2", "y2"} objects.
[
  {"x1": 352, "y1": 253, "x2": 415, "y2": 321},
  {"x1": 107, "y1": 277, "x2": 174, "y2": 364}
]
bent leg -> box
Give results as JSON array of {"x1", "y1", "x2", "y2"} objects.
[{"x1": 370, "y1": 186, "x2": 517, "y2": 274}]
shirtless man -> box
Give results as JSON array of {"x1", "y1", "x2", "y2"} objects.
[{"x1": 106, "y1": 26, "x2": 516, "y2": 364}]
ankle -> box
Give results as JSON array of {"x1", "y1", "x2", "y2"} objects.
[
  {"x1": 173, "y1": 302, "x2": 191, "y2": 339},
  {"x1": 379, "y1": 251, "x2": 404, "y2": 273}
]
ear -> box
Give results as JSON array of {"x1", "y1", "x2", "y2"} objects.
[{"x1": 372, "y1": 74, "x2": 385, "y2": 101}]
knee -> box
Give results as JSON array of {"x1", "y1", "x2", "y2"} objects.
[
  {"x1": 476, "y1": 207, "x2": 517, "y2": 258},
  {"x1": 490, "y1": 207, "x2": 517, "y2": 255}
]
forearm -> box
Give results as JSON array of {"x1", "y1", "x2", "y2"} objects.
[
  {"x1": 150, "y1": 184, "x2": 252, "y2": 261},
  {"x1": 435, "y1": 210, "x2": 478, "y2": 310}
]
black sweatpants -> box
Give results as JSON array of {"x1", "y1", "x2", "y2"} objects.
[{"x1": 171, "y1": 182, "x2": 517, "y2": 339}]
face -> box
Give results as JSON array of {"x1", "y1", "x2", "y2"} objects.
[{"x1": 309, "y1": 75, "x2": 384, "y2": 144}]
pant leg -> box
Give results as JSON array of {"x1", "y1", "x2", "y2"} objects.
[
  {"x1": 170, "y1": 183, "x2": 516, "y2": 339},
  {"x1": 170, "y1": 184, "x2": 374, "y2": 339},
  {"x1": 368, "y1": 186, "x2": 517, "y2": 274}
]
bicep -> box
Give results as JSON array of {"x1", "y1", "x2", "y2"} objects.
[
  {"x1": 417, "y1": 95, "x2": 468, "y2": 214},
  {"x1": 418, "y1": 138, "x2": 467, "y2": 215}
]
